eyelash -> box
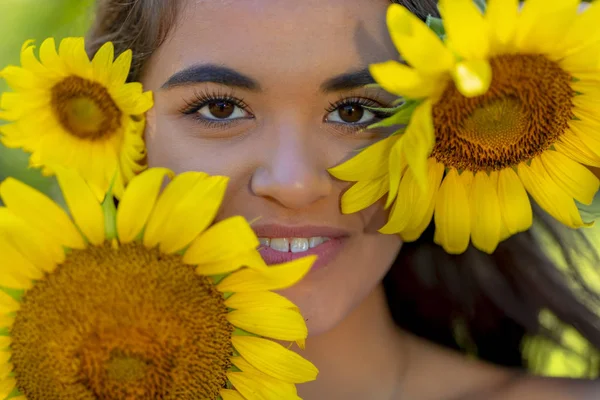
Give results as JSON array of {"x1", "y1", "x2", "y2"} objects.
[
  {"x1": 179, "y1": 91, "x2": 392, "y2": 131},
  {"x1": 179, "y1": 89, "x2": 252, "y2": 127}
]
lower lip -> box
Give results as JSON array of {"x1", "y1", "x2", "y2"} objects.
[{"x1": 259, "y1": 238, "x2": 347, "y2": 271}]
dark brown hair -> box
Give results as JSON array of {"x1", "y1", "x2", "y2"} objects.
[{"x1": 87, "y1": 0, "x2": 600, "y2": 371}]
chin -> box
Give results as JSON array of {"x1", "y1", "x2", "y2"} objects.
[{"x1": 277, "y1": 275, "x2": 375, "y2": 337}]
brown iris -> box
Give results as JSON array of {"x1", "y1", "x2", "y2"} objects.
[
  {"x1": 51, "y1": 76, "x2": 122, "y2": 140},
  {"x1": 338, "y1": 104, "x2": 365, "y2": 123},
  {"x1": 431, "y1": 54, "x2": 575, "y2": 171},
  {"x1": 10, "y1": 243, "x2": 234, "y2": 400},
  {"x1": 207, "y1": 101, "x2": 236, "y2": 119}
]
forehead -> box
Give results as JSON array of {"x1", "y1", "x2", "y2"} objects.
[{"x1": 148, "y1": 0, "x2": 395, "y2": 87}]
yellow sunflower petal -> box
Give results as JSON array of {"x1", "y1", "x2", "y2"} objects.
[
  {"x1": 19, "y1": 41, "x2": 51, "y2": 77},
  {"x1": 0, "y1": 291, "x2": 19, "y2": 314},
  {"x1": 0, "y1": 377, "x2": 16, "y2": 399},
  {"x1": 328, "y1": 135, "x2": 397, "y2": 182},
  {"x1": 340, "y1": 175, "x2": 388, "y2": 214},
  {"x1": 159, "y1": 175, "x2": 228, "y2": 254},
  {"x1": 220, "y1": 389, "x2": 247, "y2": 400},
  {"x1": 38, "y1": 38, "x2": 65, "y2": 71},
  {"x1": 112, "y1": 82, "x2": 154, "y2": 115},
  {"x1": 572, "y1": 96, "x2": 600, "y2": 125},
  {"x1": 369, "y1": 61, "x2": 437, "y2": 99},
  {"x1": 195, "y1": 250, "x2": 267, "y2": 276},
  {"x1": 0, "y1": 359, "x2": 12, "y2": 381},
  {"x1": 109, "y1": 49, "x2": 133, "y2": 89},
  {"x1": 439, "y1": 0, "x2": 489, "y2": 60},
  {"x1": 0, "y1": 65, "x2": 50, "y2": 91},
  {"x1": 0, "y1": 177, "x2": 85, "y2": 249},
  {"x1": 0, "y1": 249, "x2": 33, "y2": 290},
  {"x1": 518, "y1": 160, "x2": 585, "y2": 228},
  {"x1": 90, "y1": 41, "x2": 114, "y2": 85},
  {"x1": 231, "y1": 336, "x2": 318, "y2": 383},
  {"x1": 54, "y1": 165, "x2": 105, "y2": 246},
  {"x1": 227, "y1": 371, "x2": 301, "y2": 400},
  {"x1": 486, "y1": 0, "x2": 519, "y2": 50},
  {"x1": 515, "y1": 0, "x2": 579, "y2": 55},
  {"x1": 570, "y1": 120, "x2": 600, "y2": 159},
  {"x1": 434, "y1": 169, "x2": 471, "y2": 254},
  {"x1": 230, "y1": 357, "x2": 298, "y2": 395},
  {"x1": 386, "y1": 3, "x2": 454, "y2": 74},
  {"x1": 402, "y1": 100, "x2": 435, "y2": 191},
  {"x1": 143, "y1": 171, "x2": 207, "y2": 248},
  {"x1": 469, "y1": 171, "x2": 502, "y2": 253},
  {"x1": 386, "y1": 137, "x2": 408, "y2": 209},
  {"x1": 183, "y1": 216, "x2": 259, "y2": 264},
  {"x1": 225, "y1": 291, "x2": 298, "y2": 310},
  {"x1": 116, "y1": 167, "x2": 173, "y2": 243},
  {"x1": 380, "y1": 162, "x2": 421, "y2": 234},
  {"x1": 58, "y1": 37, "x2": 91, "y2": 77},
  {"x1": 0, "y1": 239, "x2": 43, "y2": 281},
  {"x1": 554, "y1": 131, "x2": 600, "y2": 168},
  {"x1": 497, "y1": 167, "x2": 533, "y2": 234},
  {"x1": 450, "y1": 59, "x2": 492, "y2": 98},
  {"x1": 561, "y1": 42, "x2": 600, "y2": 73},
  {"x1": 0, "y1": 208, "x2": 63, "y2": 272},
  {"x1": 0, "y1": 315, "x2": 15, "y2": 329},
  {"x1": 399, "y1": 159, "x2": 444, "y2": 241},
  {"x1": 539, "y1": 150, "x2": 599, "y2": 206},
  {"x1": 557, "y1": 1, "x2": 600, "y2": 56},
  {"x1": 0, "y1": 337, "x2": 11, "y2": 349},
  {"x1": 228, "y1": 308, "x2": 307, "y2": 341},
  {"x1": 217, "y1": 256, "x2": 315, "y2": 293}
]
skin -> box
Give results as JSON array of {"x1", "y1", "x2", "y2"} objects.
[{"x1": 140, "y1": 0, "x2": 600, "y2": 398}]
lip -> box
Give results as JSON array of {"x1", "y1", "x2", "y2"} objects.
[{"x1": 252, "y1": 224, "x2": 350, "y2": 271}]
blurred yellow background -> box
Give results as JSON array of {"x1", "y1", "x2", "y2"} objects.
[{"x1": 0, "y1": 0, "x2": 598, "y2": 378}]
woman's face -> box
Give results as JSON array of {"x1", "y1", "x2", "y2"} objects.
[{"x1": 142, "y1": 0, "x2": 403, "y2": 336}]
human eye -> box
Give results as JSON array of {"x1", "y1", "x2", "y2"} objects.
[
  {"x1": 179, "y1": 90, "x2": 253, "y2": 127},
  {"x1": 324, "y1": 97, "x2": 392, "y2": 129}
]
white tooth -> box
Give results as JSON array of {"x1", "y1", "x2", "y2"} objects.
[
  {"x1": 322, "y1": 237, "x2": 331, "y2": 242},
  {"x1": 308, "y1": 237, "x2": 324, "y2": 248},
  {"x1": 259, "y1": 238, "x2": 270, "y2": 247},
  {"x1": 270, "y1": 238, "x2": 290, "y2": 252},
  {"x1": 290, "y1": 238, "x2": 309, "y2": 253}
]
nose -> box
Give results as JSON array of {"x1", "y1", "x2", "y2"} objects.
[{"x1": 251, "y1": 126, "x2": 332, "y2": 209}]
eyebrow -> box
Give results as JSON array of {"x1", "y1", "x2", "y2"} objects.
[
  {"x1": 319, "y1": 68, "x2": 376, "y2": 92},
  {"x1": 161, "y1": 64, "x2": 261, "y2": 90},
  {"x1": 161, "y1": 64, "x2": 376, "y2": 93}
]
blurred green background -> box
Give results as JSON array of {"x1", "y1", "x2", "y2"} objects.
[
  {"x1": 0, "y1": 0, "x2": 598, "y2": 379},
  {"x1": 0, "y1": 0, "x2": 95, "y2": 200}
]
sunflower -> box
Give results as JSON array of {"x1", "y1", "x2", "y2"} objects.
[
  {"x1": 0, "y1": 37, "x2": 153, "y2": 201},
  {"x1": 0, "y1": 168, "x2": 318, "y2": 400},
  {"x1": 329, "y1": 0, "x2": 600, "y2": 254}
]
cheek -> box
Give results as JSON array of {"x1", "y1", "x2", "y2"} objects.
[{"x1": 144, "y1": 111, "x2": 255, "y2": 178}]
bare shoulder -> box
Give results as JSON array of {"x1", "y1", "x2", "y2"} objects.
[{"x1": 486, "y1": 375, "x2": 600, "y2": 400}]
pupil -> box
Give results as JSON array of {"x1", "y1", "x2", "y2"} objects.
[
  {"x1": 339, "y1": 104, "x2": 364, "y2": 123},
  {"x1": 208, "y1": 101, "x2": 235, "y2": 119}
]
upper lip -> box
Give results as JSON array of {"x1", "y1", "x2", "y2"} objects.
[{"x1": 252, "y1": 224, "x2": 350, "y2": 239}]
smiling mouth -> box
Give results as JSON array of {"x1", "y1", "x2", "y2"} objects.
[{"x1": 258, "y1": 237, "x2": 331, "y2": 253}]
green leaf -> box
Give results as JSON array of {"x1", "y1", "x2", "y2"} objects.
[
  {"x1": 426, "y1": 15, "x2": 445, "y2": 39},
  {"x1": 577, "y1": 191, "x2": 600, "y2": 223},
  {"x1": 102, "y1": 174, "x2": 118, "y2": 241},
  {"x1": 367, "y1": 100, "x2": 419, "y2": 129},
  {"x1": 473, "y1": 0, "x2": 487, "y2": 13}
]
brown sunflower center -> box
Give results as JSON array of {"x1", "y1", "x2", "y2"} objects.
[
  {"x1": 10, "y1": 243, "x2": 234, "y2": 400},
  {"x1": 51, "y1": 76, "x2": 122, "y2": 140},
  {"x1": 431, "y1": 54, "x2": 574, "y2": 171}
]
